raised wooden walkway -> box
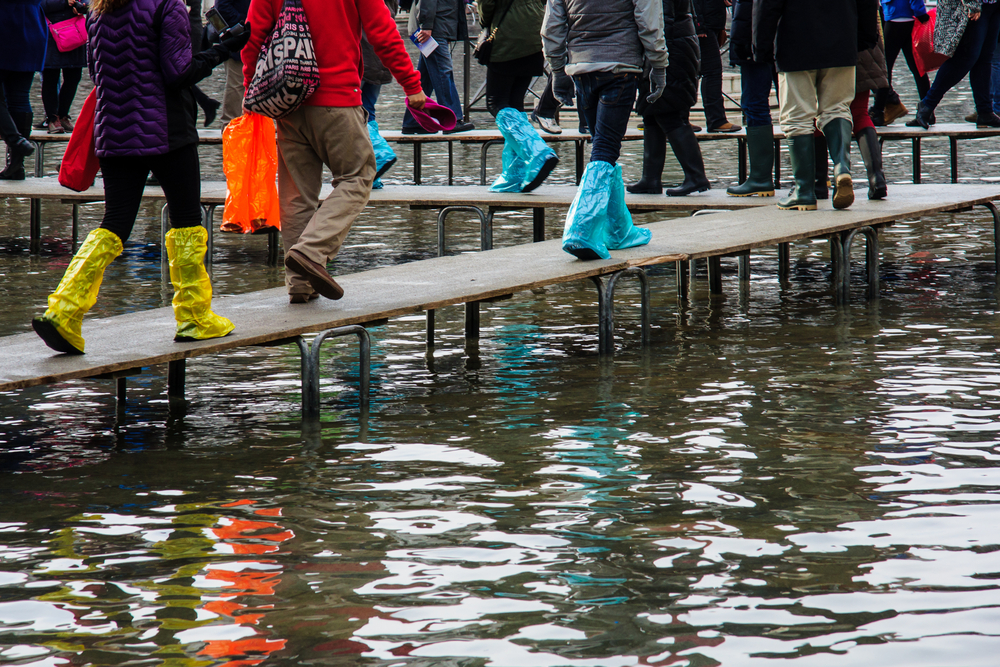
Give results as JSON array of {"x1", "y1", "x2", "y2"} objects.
[{"x1": 2, "y1": 184, "x2": 997, "y2": 416}]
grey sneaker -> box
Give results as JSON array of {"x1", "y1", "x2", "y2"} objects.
[{"x1": 532, "y1": 112, "x2": 562, "y2": 135}]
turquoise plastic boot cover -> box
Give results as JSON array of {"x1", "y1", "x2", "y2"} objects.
[
  {"x1": 496, "y1": 108, "x2": 557, "y2": 191},
  {"x1": 490, "y1": 140, "x2": 527, "y2": 192},
  {"x1": 562, "y1": 161, "x2": 651, "y2": 260},
  {"x1": 367, "y1": 120, "x2": 397, "y2": 180}
]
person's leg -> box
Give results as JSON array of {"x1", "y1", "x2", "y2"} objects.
[
  {"x1": 221, "y1": 58, "x2": 245, "y2": 126},
  {"x1": 741, "y1": 61, "x2": 774, "y2": 127},
  {"x1": 98, "y1": 155, "x2": 150, "y2": 242},
  {"x1": 57, "y1": 67, "x2": 82, "y2": 120},
  {"x1": 894, "y1": 21, "x2": 930, "y2": 100},
  {"x1": 729, "y1": 62, "x2": 775, "y2": 196},
  {"x1": 661, "y1": 110, "x2": 710, "y2": 195},
  {"x1": 40, "y1": 69, "x2": 59, "y2": 123},
  {"x1": 0, "y1": 71, "x2": 35, "y2": 179},
  {"x1": 149, "y1": 144, "x2": 203, "y2": 231},
  {"x1": 817, "y1": 66, "x2": 856, "y2": 209},
  {"x1": 361, "y1": 81, "x2": 381, "y2": 122},
  {"x1": 423, "y1": 40, "x2": 463, "y2": 121},
  {"x1": 494, "y1": 71, "x2": 558, "y2": 192},
  {"x1": 627, "y1": 115, "x2": 666, "y2": 193},
  {"x1": 699, "y1": 29, "x2": 728, "y2": 130},
  {"x1": 968, "y1": 4, "x2": 1000, "y2": 118},
  {"x1": 403, "y1": 54, "x2": 435, "y2": 130},
  {"x1": 0, "y1": 72, "x2": 19, "y2": 141},
  {"x1": 777, "y1": 70, "x2": 819, "y2": 210},
  {"x1": 855, "y1": 86, "x2": 887, "y2": 200},
  {"x1": 589, "y1": 73, "x2": 638, "y2": 164},
  {"x1": 534, "y1": 74, "x2": 558, "y2": 117},
  {"x1": 993, "y1": 41, "x2": 1000, "y2": 114},
  {"x1": 921, "y1": 14, "x2": 991, "y2": 111},
  {"x1": 486, "y1": 65, "x2": 516, "y2": 117},
  {"x1": 573, "y1": 74, "x2": 599, "y2": 137}
]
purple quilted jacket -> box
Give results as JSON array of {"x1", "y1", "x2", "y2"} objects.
[{"x1": 87, "y1": 0, "x2": 228, "y2": 157}]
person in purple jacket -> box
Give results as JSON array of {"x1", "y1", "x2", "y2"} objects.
[{"x1": 32, "y1": 0, "x2": 251, "y2": 355}]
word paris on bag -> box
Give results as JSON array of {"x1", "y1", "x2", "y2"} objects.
[{"x1": 244, "y1": 0, "x2": 320, "y2": 119}]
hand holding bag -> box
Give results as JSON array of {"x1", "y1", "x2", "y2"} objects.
[
  {"x1": 58, "y1": 89, "x2": 100, "y2": 192},
  {"x1": 244, "y1": 0, "x2": 320, "y2": 119},
  {"x1": 912, "y1": 9, "x2": 950, "y2": 77}
]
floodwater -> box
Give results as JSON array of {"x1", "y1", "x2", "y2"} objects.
[{"x1": 3, "y1": 42, "x2": 1000, "y2": 667}]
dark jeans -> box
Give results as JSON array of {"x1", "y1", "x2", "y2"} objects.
[
  {"x1": 41, "y1": 67, "x2": 83, "y2": 120},
  {"x1": 361, "y1": 81, "x2": 381, "y2": 122},
  {"x1": 99, "y1": 143, "x2": 203, "y2": 242},
  {"x1": 740, "y1": 61, "x2": 778, "y2": 127},
  {"x1": 698, "y1": 29, "x2": 726, "y2": 128},
  {"x1": 403, "y1": 39, "x2": 463, "y2": 129},
  {"x1": 0, "y1": 70, "x2": 35, "y2": 141},
  {"x1": 486, "y1": 67, "x2": 534, "y2": 116},
  {"x1": 574, "y1": 71, "x2": 638, "y2": 164},
  {"x1": 534, "y1": 74, "x2": 558, "y2": 117},
  {"x1": 873, "y1": 19, "x2": 929, "y2": 110},
  {"x1": 924, "y1": 3, "x2": 1000, "y2": 114}
]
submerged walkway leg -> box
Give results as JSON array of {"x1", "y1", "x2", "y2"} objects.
[
  {"x1": 831, "y1": 226, "x2": 879, "y2": 305},
  {"x1": 590, "y1": 267, "x2": 650, "y2": 356},
  {"x1": 465, "y1": 302, "x2": 480, "y2": 338},
  {"x1": 778, "y1": 242, "x2": 790, "y2": 282},
  {"x1": 296, "y1": 326, "x2": 371, "y2": 418},
  {"x1": 167, "y1": 359, "x2": 186, "y2": 398},
  {"x1": 979, "y1": 201, "x2": 1000, "y2": 273},
  {"x1": 437, "y1": 206, "x2": 489, "y2": 256}
]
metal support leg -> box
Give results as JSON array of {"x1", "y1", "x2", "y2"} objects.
[
  {"x1": 426, "y1": 309, "x2": 435, "y2": 347},
  {"x1": 267, "y1": 227, "x2": 280, "y2": 266},
  {"x1": 675, "y1": 260, "x2": 689, "y2": 301},
  {"x1": 912, "y1": 137, "x2": 921, "y2": 184},
  {"x1": 72, "y1": 203, "x2": 80, "y2": 250},
  {"x1": 465, "y1": 302, "x2": 480, "y2": 338},
  {"x1": 437, "y1": 205, "x2": 489, "y2": 256},
  {"x1": 414, "y1": 143, "x2": 422, "y2": 185},
  {"x1": 29, "y1": 141, "x2": 42, "y2": 254},
  {"x1": 831, "y1": 226, "x2": 879, "y2": 305},
  {"x1": 590, "y1": 267, "x2": 651, "y2": 356},
  {"x1": 448, "y1": 142, "x2": 454, "y2": 185},
  {"x1": 117, "y1": 377, "x2": 127, "y2": 403},
  {"x1": 167, "y1": 359, "x2": 186, "y2": 398},
  {"x1": 950, "y1": 137, "x2": 958, "y2": 184},
  {"x1": 773, "y1": 138, "x2": 782, "y2": 189},
  {"x1": 161, "y1": 203, "x2": 170, "y2": 281},
  {"x1": 480, "y1": 139, "x2": 503, "y2": 185},
  {"x1": 980, "y1": 201, "x2": 1000, "y2": 273},
  {"x1": 201, "y1": 204, "x2": 215, "y2": 265},
  {"x1": 778, "y1": 242, "x2": 790, "y2": 282},
  {"x1": 738, "y1": 137, "x2": 747, "y2": 183},
  {"x1": 295, "y1": 326, "x2": 371, "y2": 418},
  {"x1": 708, "y1": 256, "x2": 722, "y2": 294},
  {"x1": 533, "y1": 207, "x2": 545, "y2": 242},
  {"x1": 738, "y1": 253, "x2": 750, "y2": 282}
]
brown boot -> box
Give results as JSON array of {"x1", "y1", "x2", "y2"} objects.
[{"x1": 884, "y1": 101, "x2": 909, "y2": 124}]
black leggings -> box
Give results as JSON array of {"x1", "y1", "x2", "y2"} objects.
[
  {"x1": 41, "y1": 67, "x2": 83, "y2": 120},
  {"x1": 99, "y1": 143, "x2": 202, "y2": 242},
  {"x1": 486, "y1": 67, "x2": 534, "y2": 116},
  {"x1": 874, "y1": 20, "x2": 930, "y2": 109}
]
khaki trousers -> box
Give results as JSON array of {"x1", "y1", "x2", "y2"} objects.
[
  {"x1": 778, "y1": 67, "x2": 855, "y2": 137},
  {"x1": 276, "y1": 105, "x2": 375, "y2": 295},
  {"x1": 221, "y1": 58, "x2": 245, "y2": 126}
]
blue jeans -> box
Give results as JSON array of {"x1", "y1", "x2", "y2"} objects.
[
  {"x1": 740, "y1": 61, "x2": 777, "y2": 127},
  {"x1": 924, "y1": 3, "x2": 1000, "y2": 114},
  {"x1": 402, "y1": 39, "x2": 463, "y2": 129},
  {"x1": 361, "y1": 82, "x2": 381, "y2": 122},
  {"x1": 992, "y1": 45, "x2": 1000, "y2": 114},
  {"x1": 574, "y1": 72, "x2": 638, "y2": 164}
]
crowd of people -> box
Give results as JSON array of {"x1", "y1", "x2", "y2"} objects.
[{"x1": 2, "y1": 0, "x2": 997, "y2": 355}]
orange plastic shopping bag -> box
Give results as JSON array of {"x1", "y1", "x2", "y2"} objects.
[{"x1": 222, "y1": 112, "x2": 280, "y2": 233}]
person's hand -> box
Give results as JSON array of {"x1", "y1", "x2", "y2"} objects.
[
  {"x1": 407, "y1": 91, "x2": 428, "y2": 109},
  {"x1": 718, "y1": 28, "x2": 728, "y2": 47},
  {"x1": 552, "y1": 69, "x2": 575, "y2": 106},
  {"x1": 221, "y1": 23, "x2": 251, "y2": 53},
  {"x1": 971, "y1": 11, "x2": 981, "y2": 20},
  {"x1": 646, "y1": 67, "x2": 666, "y2": 104},
  {"x1": 416, "y1": 29, "x2": 433, "y2": 43},
  {"x1": 916, "y1": 12, "x2": 930, "y2": 23}
]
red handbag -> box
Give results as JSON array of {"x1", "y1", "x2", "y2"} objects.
[
  {"x1": 912, "y1": 9, "x2": 949, "y2": 77},
  {"x1": 58, "y1": 89, "x2": 100, "y2": 192}
]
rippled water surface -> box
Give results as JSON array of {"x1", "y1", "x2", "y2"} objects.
[{"x1": 2, "y1": 45, "x2": 1000, "y2": 666}]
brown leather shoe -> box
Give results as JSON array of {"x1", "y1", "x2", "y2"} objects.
[
  {"x1": 289, "y1": 292, "x2": 319, "y2": 304},
  {"x1": 884, "y1": 101, "x2": 909, "y2": 124},
  {"x1": 708, "y1": 121, "x2": 741, "y2": 133},
  {"x1": 284, "y1": 249, "x2": 344, "y2": 300},
  {"x1": 59, "y1": 116, "x2": 74, "y2": 132}
]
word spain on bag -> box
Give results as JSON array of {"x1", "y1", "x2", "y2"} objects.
[{"x1": 243, "y1": 0, "x2": 320, "y2": 119}]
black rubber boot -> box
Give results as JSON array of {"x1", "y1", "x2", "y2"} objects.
[
  {"x1": 727, "y1": 125, "x2": 774, "y2": 196},
  {"x1": 814, "y1": 134, "x2": 829, "y2": 200},
  {"x1": 665, "y1": 125, "x2": 710, "y2": 196},
  {"x1": 906, "y1": 101, "x2": 935, "y2": 129},
  {"x1": 823, "y1": 118, "x2": 854, "y2": 210},
  {"x1": 627, "y1": 119, "x2": 666, "y2": 194},
  {"x1": 777, "y1": 135, "x2": 817, "y2": 211},
  {"x1": 857, "y1": 126, "x2": 887, "y2": 200},
  {"x1": 0, "y1": 111, "x2": 34, "y2": 180}
]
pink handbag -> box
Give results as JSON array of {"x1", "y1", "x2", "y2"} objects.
[{"x1": 47, "y1": 15, "x2": 88, "y2": 53}]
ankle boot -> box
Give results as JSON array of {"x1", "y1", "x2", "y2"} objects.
[
  {"x1": 906, "y1": 101, "x2": 934, "y2": 129},
  {"x1": 777, "y1": 135, "x2": 817, "y2": 211},
  {"x1": 495, "y1": 108, "x2": 558, "y2": 193},
  {"x1": 367, "y1": 120, "x2": 398, "y2": 180},
  {"x1": 0, "y1": 112, "x2": 34, "y2": 180},
  {"x1": 562, "y1": 160, "x2": 615, "y2": 260},
  {"x1": 627, "y1": 119, "x2": 666, "y2": 194},
  {"x1": 727, "y1": 125, "x2": 774, "y2": 196},
  {"x1": 814, "y1": 134, "x2": 829, "y2": 200},
  {"x1": 32, "y1": 228, "x2": 123, "y2": 354},
  {"x1": 166, "y1": 226, "x2": 235, "y2": 342},
  {"x1": 607, "y1": 163, "x2": 651, "y2": 250},
  {"x1": 857, "y1": 126, "x2": 887, "y2": 200},
  {"x1": 665, "y1": 125, "x2": 710, "y2": 196},
  {"x1": 823, "y1": 118, "x2": 854, "y2": 210}
]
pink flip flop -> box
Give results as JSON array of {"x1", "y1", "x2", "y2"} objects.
[{"x1": 406, "y1": 98, "x2": 457, "y2": 133}]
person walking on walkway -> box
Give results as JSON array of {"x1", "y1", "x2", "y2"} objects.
[
  {"x1": 544, "y1": 0, "x2": 667, "y2": 259},
  {"x1": 907, "y1": 0, "x2": 1000, "y2": 128},
  {"x1": 629, "y1": 0, "x2": 708, "y2": 196},
  {"x1": 693, "y1": 0, "x2": 740, "y2": 132},
  {"x1": 869, "y1": 0, "x2": 930, "y2": 125},
  {"x1": 32, "y1": 0, "x2": 250, "y2": 355},
  {"x1": 753, "y1": 0, "x2": 878, "y2": 211},
  {"x1": 851, "y1": 22, "x2": 890, "y2": 200},
  {"x1": 0, "y1": 0, "x2": 46, "y2": 181},
  {"x1": 243, "y1": 0, "x2": 427, "y2": 303},
  {"x1": 363, "y1": 0, "x2": 403, "y2": 189},
  {"x1": 38, "y1": 0, "x2": 87, "y2": 135},
  {"x1": 402, "y1": 0, "x2": 475, "y2": 134},
  {"x1": 482, "y1": 0, "x2": 559, "y2": 192}
]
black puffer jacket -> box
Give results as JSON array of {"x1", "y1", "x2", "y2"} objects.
[
  {"x1": 752, "y1": 0, "x2": 879, "y2": 72},
  {"x1": 637, "y1": 0, "x2": 700, "y2": 117},
  {"x1": 692, "y1": 0, "x2": 727, "y2": 32},
  {"x1": 729, "y1": 0, "x2": 752, "y2": 66}
]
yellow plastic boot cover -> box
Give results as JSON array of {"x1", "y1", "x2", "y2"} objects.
[
  {"x1": 37, "y1": 227, "x2": 123, "y2": 353},
  {"x1": 165, "y1": 226, "x2": 235, "y2": 341}
]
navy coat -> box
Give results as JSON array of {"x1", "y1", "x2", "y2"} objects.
[
  {"x1": 0, "y1": 0, "x2": 48, "y2": 72},
  {"x1": 42, "y1": 0, "x2": 86, "y2": 69}
]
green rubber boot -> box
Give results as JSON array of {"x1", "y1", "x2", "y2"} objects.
[
  {"x1": 823, "y1": 118, "x2": 854, "y2": 210},
  {"x1": 777, "y1": 135, "x2": 817, "y2": 211},
  {"x1": 727, "y1": 125, "x2": 774, "y2": 196}
]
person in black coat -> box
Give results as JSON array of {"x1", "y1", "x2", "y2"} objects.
[
  {"x1": 216, "y1": 0, "x2": 251, "y2": 125},
  {"x1": 38, "y1": 0, "x2": 87, "y2": 135},
  {"x1": 628, "y1": 0, "x2": 708, "y2": 196},
  {"x1": 692, "y1": 0, "x2": 740, "y2": 132},
  {"x1": 753, "y1": 0, "x2": 878, "y2": 211}
]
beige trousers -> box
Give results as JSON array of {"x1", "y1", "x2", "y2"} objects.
[
  {"x1": 221, "y1": 59, "x2": 245, "y2": 126},
  {"x1": 276, "y1": 105, "x2": 375, "y2": 295},
  {"x1": 778, "y1": 67, "x2": 855, "y2": 136}
]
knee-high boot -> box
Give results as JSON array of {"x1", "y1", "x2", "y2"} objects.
[
  {"x1": 665, "y1": 125, "x2": 710, "y2": 196},
  {"x1": 777, "y1": 135, "x2": 817, "y2": 211},
  {"x1": 562, "y1": 161, "x2": 615, "y2": 260},
  {"x1": 814, "y1": 133, "x2": 828, "y2": 200},
  {"x1": 627, "y1": 119, "x2": 666, "y2": 194},
  {"x1": 32, "y1": 228, "x2": 123, "y2": 354},
  {"x1": 857, "y1": 126, "x2": 887, "y2": 200},
  {"x1": 496, "y1": 108, "x2": 558, "y2": 193},
  {"x1": 607, "y1": 163, "x2": 651, "y2": 250},
  {"x1": 823, "y1": 118, "x2": 854, "y2": 210},
  {"x1": 166, "y1": 226, "x2": 235, "y2": 342},
  {"x1": 727, "y1": 125, "x2": 774, "y2": 196},
  {"x1": 0, "y1": 111, "x2": 35, "y2": 181}
]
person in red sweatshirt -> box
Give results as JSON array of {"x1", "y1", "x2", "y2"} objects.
[{"x1": 242, "y1": 0, "x2": 426, "y2": 303}]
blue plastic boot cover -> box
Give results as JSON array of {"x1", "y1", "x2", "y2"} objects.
[
  {"x1": 496, "y1": 108, "x2": 557, "y2": 189},
  {"x1": 367, "y1": 120, "x2": 397, "y2": 173},
  {"x1": 606, "y1": 163, "x2": 651, "y2": 249},
  {"x1": 489, "y1": 140, "x2": 527, "y2": 192},
  {"x1": 372, "y1": 177, "x2": 384, "y2": 189},
  {"x1": 562, "y1": 161, "x2": 615, "y2": 260}
]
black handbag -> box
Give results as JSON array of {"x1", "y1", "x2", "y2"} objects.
[{"x1": 473, "y1": 0, "x2": 514, "y2": 66}]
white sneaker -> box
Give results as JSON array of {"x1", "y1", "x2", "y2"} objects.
[{"x1": 532, "y1": 113, "x2": 562, "y2": 135}]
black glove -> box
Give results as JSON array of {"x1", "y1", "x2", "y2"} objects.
[
  {"x1": 552, "y1": 69, "x2": 575, "y2": 107},
  {"x1": 220, "y1": 23, "x2": 251, "y2": 54},
  {"x1": 916, "y1": 13, "x2": 930, "y2": 23}
]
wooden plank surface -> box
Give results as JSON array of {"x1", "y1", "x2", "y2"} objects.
[{"x1": 2, "y1": 183, "x2": 997, "y2": 392}]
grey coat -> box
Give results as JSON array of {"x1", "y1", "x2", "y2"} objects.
[
  {"x1": 933, "y1": 0, "x2": 979, "y2": 58},
  {"x1": 541, "y1": 0, "x2": 668, "y2": 75}
]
